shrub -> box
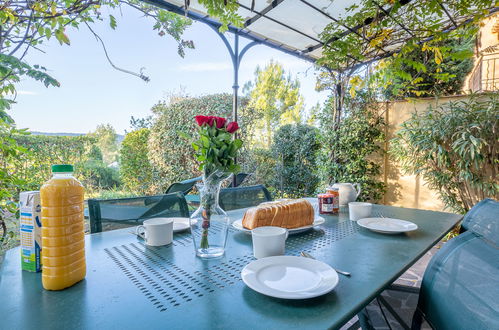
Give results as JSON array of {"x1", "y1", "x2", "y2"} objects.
[
  {"x1": 268, "y1": 124, "x2": 320, "y2": 198},
  {"x1": 148, "y1": 93, "x2": 257, "y2": 190},
  {"x1": 318, "y1": 92, "x2": 386, "y2": 202},
  {"x1": 391, "y1": 94, "x2": 499, "y2": 213},
  {"x1": 9, "y1": 134, "x2": 96, "y2": 191},
  {"x1": 78, "y1": 160, "x2": 120, "y2": 192},
  {"x1": 120, "y1": 128, "x2": 159, "y2": 195}
]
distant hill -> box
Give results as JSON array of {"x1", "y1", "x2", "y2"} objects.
[{"x1": 30, "y1": 131, "x2": 125, "y2": 143}]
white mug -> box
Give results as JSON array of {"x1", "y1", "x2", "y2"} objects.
[
  {"x1": 136, "y1": 218, "x2": 174, "y2": 246},
  {"x1": 348, "y1": 202, "x2": 372, "y2": 221},
  {"x1": 251, "y1": 226, "x2": 288, "y2": 259}
]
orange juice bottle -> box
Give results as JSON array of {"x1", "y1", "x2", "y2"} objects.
[{"x1": 40, "y1": 164, "x2": 86, "y2": 290}]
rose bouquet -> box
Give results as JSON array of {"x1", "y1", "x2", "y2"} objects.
[{"x1": 186, "y1": 115, "x2": 243, "y2": 258}]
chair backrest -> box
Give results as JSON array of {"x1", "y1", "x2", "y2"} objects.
[
  {"x1": 88, "y1": 192, "x2": 189, "y2": 233},
  {"x1": 233, "y1": 173, "x2": 250, "y2": 187},
  {"x1": 219, "y1": 185, "x2": 272, "y2": 211},
  {"x1": 460, "y1": 198, "x2": 499, "y2": 244},
  {"x1": 415, "y1": 231, "x2": 499, "y2": 330},
  {"x1": 165, "y1": 176, "x2": 202, "y2": 195}
]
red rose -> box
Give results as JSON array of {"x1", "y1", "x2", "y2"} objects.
[
  {"x1": 215, "y1": 117, "x2": 226, "y2": 129},
  {"x1": 207, "y1": 116, "x2": 215, "y2": 126},
  {"x1": 226, "y1": 121, "x2": 239, "y2": 133},
  {"x1": 195, "y1": 115, "x2": 217, "y2": 127},
  {"x1": 195, "y1": 115, "x2": 209, "y2": 126}
]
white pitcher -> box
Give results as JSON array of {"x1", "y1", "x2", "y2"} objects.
[{"x1": 331, "y1": 183, "x2": 361, "y2": 206}]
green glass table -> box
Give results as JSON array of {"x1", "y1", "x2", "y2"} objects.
[{"x1": 0, "y1": 202, "x2": 461, "y2": 329}]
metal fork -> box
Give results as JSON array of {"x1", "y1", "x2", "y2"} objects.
[{"x1": 300, "y1": 251, "x2": 351, "y2": 277}]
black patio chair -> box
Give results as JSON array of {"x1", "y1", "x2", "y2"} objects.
[
  {"x1": 233, "y1": 172, "x2": 250, "y2": 187},
  {"x1": 88, "y1": 192, "x2": 189, "y2": 233},
  {"x1": 219, "y1": 184, "x2": 272, "y2": 211},
  {"x1": 165, "y1": 176, "x2": 202, "y2": 195}
]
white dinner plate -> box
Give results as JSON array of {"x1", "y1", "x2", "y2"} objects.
[
  {"x1": 241, "y1": 256, "x2": 339, "y2": 299},
  {"x1": 171, "y1": 218, "x2": 197, "y2": 233},
  {"x1": 232, "y1": 216, "x2": 325, "y2": 235},
  {"x1": 357, "y1": 217, "x2": 418, "y2": 234}
]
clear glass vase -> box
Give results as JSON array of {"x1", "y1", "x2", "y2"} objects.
[{"x1": 190, "y1": 172, "x2": 231, "y2": 259}]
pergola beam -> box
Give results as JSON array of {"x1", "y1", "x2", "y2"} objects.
[
  {"x1": 299, "y1": 0, "x2": 390, "y2": 57},
  {"x1": 244, "y1": 0, "x2": 285, "y2": 27},
  {"x1": 322, "y1": 0, "x2": 414, "y2": 48},
  {"x1": 238, "y1": 1, "x2": 322, "y2": 45},
  {"x1": 143, "y1": 0, "x2": 318, "y2": 64}
]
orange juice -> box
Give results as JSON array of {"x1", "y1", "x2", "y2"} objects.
[{"x1": 40, "y1": 164, "x2": 86, "y2": 290}]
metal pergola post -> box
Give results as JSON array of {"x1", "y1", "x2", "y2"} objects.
[{"x1": 209, "y1": 27, "x2": 259, "y2": 186}]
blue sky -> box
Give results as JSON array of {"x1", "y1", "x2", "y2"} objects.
[{"x1": 11, "y1": 6, "x2": 328, "y2": 135}]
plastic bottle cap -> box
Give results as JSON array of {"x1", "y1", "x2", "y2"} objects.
[{"x1": 52, "y1": 164, "x2": 74, "y2": 173}]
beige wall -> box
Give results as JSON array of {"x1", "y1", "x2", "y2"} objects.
[{"x1": 381, "y1": 95, "x2": 472, "y2": 211}]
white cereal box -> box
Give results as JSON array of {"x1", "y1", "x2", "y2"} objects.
[{"x1": 19, "y1": 191, "x2": 42, "y2": 272}]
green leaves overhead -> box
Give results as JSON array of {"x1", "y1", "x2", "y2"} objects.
[
  {"x1": 196, "y1": 0, "x2": 243, "y2": 32},
  {"x1": 109, "y1": 14, "x2": 117, "y2": 30}
]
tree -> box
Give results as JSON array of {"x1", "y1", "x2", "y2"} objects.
[
  {"x1": 120, "y1": 128, "x2": 157, "y2": 195},
  {"x1": 89, "y1": 124, "x2": 118, "y2": 165},
  {"x1": 244, "y1": 60, "x2": 304, "y2": 148}
]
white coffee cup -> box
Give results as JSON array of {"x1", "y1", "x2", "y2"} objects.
[
  {"x1": 251, "y1": 226, "x2": 288, "y2": 259},
  {"x1": 136, "y1": 218, "x2": 174, "y2": 246},
  {"x1": 348, "y1": 202, "x2": 372, "y2": 221}
]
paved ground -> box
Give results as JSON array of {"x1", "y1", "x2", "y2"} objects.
[{"x1": 340, "y1": 244, "x2": 442, "y2": 330}]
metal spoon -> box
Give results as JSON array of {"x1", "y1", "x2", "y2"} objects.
[{"x1": 300, "y1": 251, "x2": 351, "y2": 277}]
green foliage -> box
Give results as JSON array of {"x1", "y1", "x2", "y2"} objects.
[
  {"x1": 196, "y1": 0, "x2": 243, "y2": 32},
  {"x1": 8, "y1": 134, "x2": 94, "y2": 191},
  {"x1": 78, "y1": 160, "x2": 120, "y2": 192},
  {"x1": 88, "y1": 124, "x2": 119, "y2": 165},
  {"x1": 120, "y1": 128, "x2": 158, "y2": 195},
  {"x1": 317, "y1": 0, "x2": 493, "y2": 94},
  {"x1": 318, "y1": 91, "x2": 386, "y2": 202},
  {"x1": 269, "y1": 124, "x2": 320, "y2": 198},
  {"x1": 148, "y1": 93, "x2": 257, "y2": 190},
  {"x1": 0, "y1": 120, "x2": 28, "y2": 248},
  {"x1": 244, "y1": 60, "x2": 304, "y2": 147},
  {"x1": 191, "y1": 119, "x2": 242, "y2": 178},
  {"x1": 391, "y1": 94, "x2": 499, "y2": 213},
  {"x1": 378, "y1": 35, "x2": 475, "y2": 98},
  {"x1": 5, "y1": 134, "x2": 118, "y2": 193}
]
